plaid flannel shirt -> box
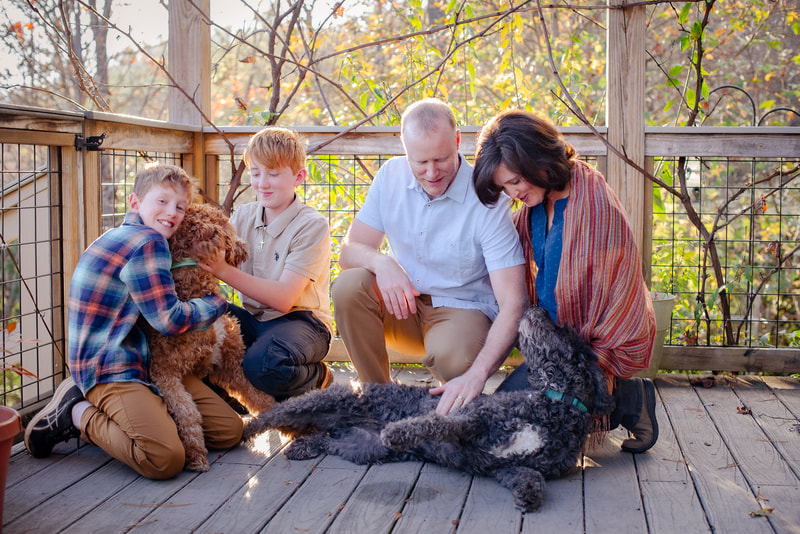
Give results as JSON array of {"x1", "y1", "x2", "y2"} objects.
[{"x1": 68, "y1": 212, "x2": 227, "y2": 395}]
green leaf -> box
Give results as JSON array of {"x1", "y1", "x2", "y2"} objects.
[
  {"x1": 686, "y1": 88, "x2": 696, "y2": 108},
  {"x1": 679, "y1": 3, "x2": 692, "y2": 25},
  {"x1": 669, "y1": 65, "x2": 685, "y2": 78},
  {"x1": 690, "y1": 21, "x2": 704, "y2": 41}
]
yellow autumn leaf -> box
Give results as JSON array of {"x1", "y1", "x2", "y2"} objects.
[{"x1": 749, "y1": 508, "x2": 773, "y2": 517}]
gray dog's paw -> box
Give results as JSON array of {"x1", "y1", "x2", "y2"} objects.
[
  {"x1": 284, "y1": 434, "x2": 328, "y2": 460},
  {"x1": 380, "y1": 421, "x2": 413, "y2": 451},
  {"x1": 512, "y1": 469, "x2": 545, "y2": 512}
]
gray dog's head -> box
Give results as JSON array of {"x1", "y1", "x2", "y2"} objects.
[{"x1": 518, "y1": 306, "x2": 614, "y2": 415}]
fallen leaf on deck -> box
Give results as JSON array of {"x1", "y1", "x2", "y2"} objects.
[
  {"x1": 749, "y1": 508, "x2": 773, "y2": 517},
  {"x1": 737, "y1": 405, "x2": 752, "y2": 415},
  {"x1": 394, "y1": 512, "x2": 402, "y2": 520}
]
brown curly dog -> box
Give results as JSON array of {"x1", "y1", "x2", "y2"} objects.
[{"x1": 148, "y1": 202, "x2": 275, "y2": 472}]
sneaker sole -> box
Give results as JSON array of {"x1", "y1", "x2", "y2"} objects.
[{"x1": 24, "y1": 376, "x2": 79, "y2": 456}]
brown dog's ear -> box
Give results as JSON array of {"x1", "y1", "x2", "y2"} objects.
[
  {"x1": 232, "y1": 236, "x2": 249, "y2": 266},
  {"x1": 168, "y1": 205, "x2": 199, "y2": 260},
  {"x1": 186, "y1": 207, "x2": 225, "y2": 264}
]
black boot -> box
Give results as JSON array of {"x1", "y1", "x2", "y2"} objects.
[{"x1": 610, "y1": 377, "x2": 658, "y2": 453}]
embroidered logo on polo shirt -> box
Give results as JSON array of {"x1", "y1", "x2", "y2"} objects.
[{"x1": 274, "y1": 251, "x2": 279, "y2": 262}]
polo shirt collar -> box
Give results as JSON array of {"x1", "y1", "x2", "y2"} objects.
[
  {"x1": 409, "y1": 153, "x2": 470, "y2": 204},
  {"x1": 252, "y1": 194, "x2": 301, "y2": 237}
]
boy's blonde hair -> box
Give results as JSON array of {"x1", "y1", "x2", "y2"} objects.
[
  {"x1": 133, "y1": 163, "x2": 196, "y2": 201},
  {"x1": 244, "y1": 127, "x2": 307, "y2": 173}
]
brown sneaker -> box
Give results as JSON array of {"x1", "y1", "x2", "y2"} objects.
[{"x1": 621, "y1": 378, "x2": 658, "y2": 453}]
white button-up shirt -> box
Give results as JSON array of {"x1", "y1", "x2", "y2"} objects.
[{"x1": 356, "y1": 154, "x2": 524, "y2": 320}]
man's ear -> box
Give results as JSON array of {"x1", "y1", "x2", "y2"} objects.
[
  {"x1": 129, "y1": 192, "x2": 140, "y2": 212},
  {"x1": 294, "y1": 168, "x2": 307, "y2": 186}
]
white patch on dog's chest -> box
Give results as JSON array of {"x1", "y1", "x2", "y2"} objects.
[
  {"x1": 490, "y1": 424, "x2": 544, "y2": 459},
  {"x1": 210, "y1": 318, "x2": 227, "y2": 366}
]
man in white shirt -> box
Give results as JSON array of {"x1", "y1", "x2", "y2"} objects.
[{"x1": 333, "y1": 98, "x2": 527, "y2": 415}]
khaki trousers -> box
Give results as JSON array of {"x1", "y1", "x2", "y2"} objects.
[
  {"x1": 332, "y1": 268, "x2": 491, "y2": 383},
  {"x1": 81, "y1": 375, "x2": 243, "y2": 480}
]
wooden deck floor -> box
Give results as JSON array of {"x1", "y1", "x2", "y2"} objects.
[{"x1": 4, "y1": 367, "x2": 800, "y2": 534}]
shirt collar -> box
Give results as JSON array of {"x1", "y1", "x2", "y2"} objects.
[
  {"x1": 123, "y1": 212, "x2": 145, "y2": 226},
  {"x1": 251, "y1": 194, "x2": 302, "y2": 237},
  {"x1": 408, "y1": 153, "x2": 471, "y2": 204}
]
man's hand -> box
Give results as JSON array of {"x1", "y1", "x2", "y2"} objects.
[
  {"x1": 374, "y1": 258, "x2": 419, "y2": 319},
  {"x1": 429, "y1": 370, "x2": 486, "y2": 415}
]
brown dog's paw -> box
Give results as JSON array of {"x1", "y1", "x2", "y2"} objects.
[{"x1": 185, "y1": 455, "x2": 211, "y2": 472}]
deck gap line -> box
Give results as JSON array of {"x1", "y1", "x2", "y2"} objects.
[
  {"x1": 657, "y1": 376, "x2": 716, "y2": 533},
  {"x1": 697, "y1": 377, "x2": 783, "y2": 533}
]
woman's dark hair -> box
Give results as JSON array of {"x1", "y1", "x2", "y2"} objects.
[{"x1": 473, "y1": 110, "x2": 577, "y2": 206}]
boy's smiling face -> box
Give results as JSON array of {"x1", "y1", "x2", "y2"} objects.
[
  {"x1": 129, "y1": 183, "x2": 190, "y2": 239},
  {"x1": 249, "y1": 161, "x2": 305, "y2": 218}
]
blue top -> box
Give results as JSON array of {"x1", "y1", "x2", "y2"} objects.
[{"x1": 530, "y1": 197, "x2": 568, "y2": 322}]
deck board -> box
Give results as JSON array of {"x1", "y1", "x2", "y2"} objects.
[{"x1": 4, "y1": 369, "x2": 800, "y2": 534}]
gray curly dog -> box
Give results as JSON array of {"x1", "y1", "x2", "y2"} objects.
[{"x1": 243, "y1": 306, "x2": 614, "y2": 511}]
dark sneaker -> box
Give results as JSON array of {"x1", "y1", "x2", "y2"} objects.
[{"x1": 24, "y1": 376, "x2": 83, "y2": 458}]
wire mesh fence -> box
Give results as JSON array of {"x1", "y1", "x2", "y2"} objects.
[
  {"x1": 0, "y1": 142, "x2": 65, "y2": 411},
  {"x1": 651, "y1": 156, "x2": 800, "y2": 348}
]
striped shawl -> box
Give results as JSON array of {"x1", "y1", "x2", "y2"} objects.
[{"x1": 514, "y1": 160, "x2": 655, "y2": 380}]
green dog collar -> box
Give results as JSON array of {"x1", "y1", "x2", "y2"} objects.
[
  {"x1": 545, "y1": 389, "x2": 588, "y2": 413},
  {"x1": 171, "y1": 258, "x2": 199, "y2": 270}
]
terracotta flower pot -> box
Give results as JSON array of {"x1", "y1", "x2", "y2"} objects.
[{"x1": 0, "y1": 406, "x2": 22, "y2": 529}]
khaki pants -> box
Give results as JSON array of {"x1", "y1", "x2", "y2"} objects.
[
  {"x1": 81, "y1": 375, "x2": 243, "y2": 480},
  {"x1": 332, "y1": 268, "x2": 491, "y2": 383}
]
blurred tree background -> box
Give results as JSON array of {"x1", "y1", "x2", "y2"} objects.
[{"x1": 1, "y1": 0, "x2": 797, "y2": 128}]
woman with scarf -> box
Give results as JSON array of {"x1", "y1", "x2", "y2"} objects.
[{"x1": 472, "y1": 110, "x2": 658, "y2": 453}]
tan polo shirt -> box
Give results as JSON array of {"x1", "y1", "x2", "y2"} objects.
[{"x1": 229, "y1": 196, "x2": 332, "y2": 332}]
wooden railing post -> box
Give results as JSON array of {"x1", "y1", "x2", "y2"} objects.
[
  {"x1": 81, "y1": 118, "x2": 103, "y2": 245},
  {"x1": 169, "y1": 0, "x2": 210, "y2": 188},
  {"x1": 607, "y1": 0, "x2": 647, "y2": 260}
]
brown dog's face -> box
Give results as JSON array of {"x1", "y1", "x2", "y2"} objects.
[{"x1": 168, "y1": 203, "x2": 249, "y2": 267}]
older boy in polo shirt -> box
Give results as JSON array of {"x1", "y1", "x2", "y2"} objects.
[{"x1": 204, "y1": 127, "x2": 332, "y2": 400}]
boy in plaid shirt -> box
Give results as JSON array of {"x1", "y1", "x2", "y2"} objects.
[{"x1": 24, "y1": 164, "x2": 242, "y2": 479}]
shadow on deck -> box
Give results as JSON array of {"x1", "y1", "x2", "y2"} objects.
[{"x1": 4, "y1": 367, "x2": 800, "y2": 533}]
